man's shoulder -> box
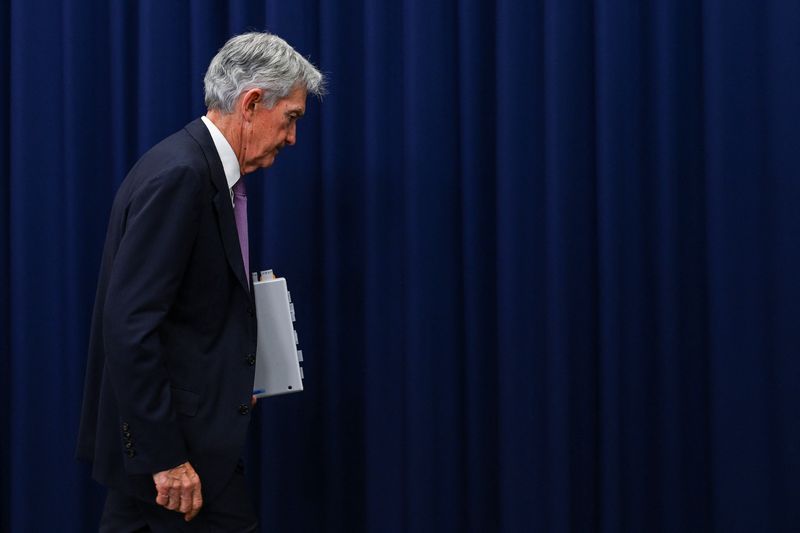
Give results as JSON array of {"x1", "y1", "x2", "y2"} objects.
[
  {"x1": 127, "y1": 121, "x2": 215, "y2": 178},
  {"x1": 140, "y1": 122, "x2": 210, "y2": 172},
  {"x1": 115, "y1": 122, "x2": 216, "y2": 204}
]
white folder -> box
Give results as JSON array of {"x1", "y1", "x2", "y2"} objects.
[{"x1": 251, "y1": 271, "x2": 304, "y2": 398}]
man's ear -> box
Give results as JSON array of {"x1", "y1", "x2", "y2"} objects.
[{"x1": 239, "y1": 89, "x2": 262, "y2": 122}]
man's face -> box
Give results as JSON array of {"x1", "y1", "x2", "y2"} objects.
[{"x1": 245, "y1": 86, "x2": 307, "y2": 172}]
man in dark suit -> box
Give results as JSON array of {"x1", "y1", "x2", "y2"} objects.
[{"x1": 77, "y1": 32, "x2": 324, "y2": 531}]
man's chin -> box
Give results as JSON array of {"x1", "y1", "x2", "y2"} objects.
[{"x1": 253, "y1": 156, "x2": 276, "y2": 172}]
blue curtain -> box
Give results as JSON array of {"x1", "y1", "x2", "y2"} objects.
[{"x1": 1, "y1": 1, "x2": 798, "y2": 532}]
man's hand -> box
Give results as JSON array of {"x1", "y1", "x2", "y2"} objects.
[{"x1": 152, "y1": 461, "x2": 203, "y2": 522}]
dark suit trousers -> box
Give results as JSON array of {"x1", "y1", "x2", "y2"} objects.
[{"x1": 99, "y1": 462, "x2": 257, "y2": 532}]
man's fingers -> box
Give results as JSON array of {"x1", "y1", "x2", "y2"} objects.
[
  {"x1": 154, "y1": 475, "x2": 169, "y2": 507},
  {"x1": 185, "y1": 501, "x2": 202, "y2": 521},
  {"x1": 184, "y1": 502, "x2": 203, "y2": 521},
  {"x1": 183, "y1": 478, "x2": 203, "y2": 521},
  {"x1": 193, "y1": 490, "x2": 203, "y2": 514},
  {"x1": 179, "y1": 479, "x2": 194, "y2": 513},
  {"x1": 153, "y1": 472, "x2": 168, "y2": 507},
  {"x1": 167, "y1": 479, "x2": 181, "y2": 511},
  {"x1": 152, "y1": 462, "x2": 202, "y2": 516}
]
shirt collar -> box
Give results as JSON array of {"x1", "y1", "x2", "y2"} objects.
[{"x1": 201, "y1": 115, "x2": 241, "y2": 190}]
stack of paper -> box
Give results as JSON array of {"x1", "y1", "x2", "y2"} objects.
[{"x1": 251, "y1": 270, "x2": 304, "y2": 398}]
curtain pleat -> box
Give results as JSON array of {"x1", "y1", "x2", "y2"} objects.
[{"x1": 0, "y1": 1, "x2": 11, "y2": 531}]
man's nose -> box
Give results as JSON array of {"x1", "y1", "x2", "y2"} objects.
[{"x1": 286, "y1": 123, "x2": 297, "y2": 145}]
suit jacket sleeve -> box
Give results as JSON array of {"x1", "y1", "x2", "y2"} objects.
[{"x1": 102, "y1": 165, "x2": 203, "y2": 475}]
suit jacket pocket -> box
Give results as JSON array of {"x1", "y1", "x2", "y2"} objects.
[{"x1": 171, "y1": 387, "x2": 200, "y2": 417}]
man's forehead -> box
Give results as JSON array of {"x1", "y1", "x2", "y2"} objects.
[
  {"x1": 284, "y1": 87, "x2": 308, "y2": 103},
  {"x1": 283, "y1": 87, "x2": 308, "y2": 110}
]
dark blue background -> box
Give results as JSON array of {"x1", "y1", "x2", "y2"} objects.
[{"x1": 1, "y1": 1, "x2": 798, "y2": 531}]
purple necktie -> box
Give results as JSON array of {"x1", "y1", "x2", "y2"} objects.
[{"x1": 232, "y1": 179, "x2": 249, "y2": 286}]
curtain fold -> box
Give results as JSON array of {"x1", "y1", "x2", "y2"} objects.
[
  {"x1": 1, "y1": 1, "x2": 798, "y2": 531},
  {"x1": 0, "y1": 1, "x2": 11, "y2": 531}
]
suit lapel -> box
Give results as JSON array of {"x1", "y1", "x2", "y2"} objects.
[{"x1": 185, "y1": 119, "x2": 250, "y2": 295}]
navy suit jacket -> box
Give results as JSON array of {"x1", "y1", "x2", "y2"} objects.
[{"x1": 77, "y1": 118, "x2": 258, "y2": 504}]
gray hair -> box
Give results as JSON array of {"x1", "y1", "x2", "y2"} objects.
[{"x1": 204, "y1": 32, "x2": 325, "y2": 113}]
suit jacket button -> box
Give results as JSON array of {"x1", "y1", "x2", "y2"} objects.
[
  {"x1": 126, "y1": 449, "x2": 136, "y2": 458},
  {"x1": 123, "y1": 431, "x2": 131, "y2": 439},
  {"x1": 247, "y1": 307, "x2": 254, "y2": 317},
  {"x1": 246, "y1": 354, "x2": 256, "y2": 366},
  {"x1": 238, "y1": 404, "x2": 249, "y2": 415},
  {"x1": 122, "y1": 423, "x2": 130, "y2": 431}
]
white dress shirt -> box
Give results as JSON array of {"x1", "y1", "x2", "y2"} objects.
[{"x1": 201, "y1": 115, "x2": 242, "y2": 207}]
